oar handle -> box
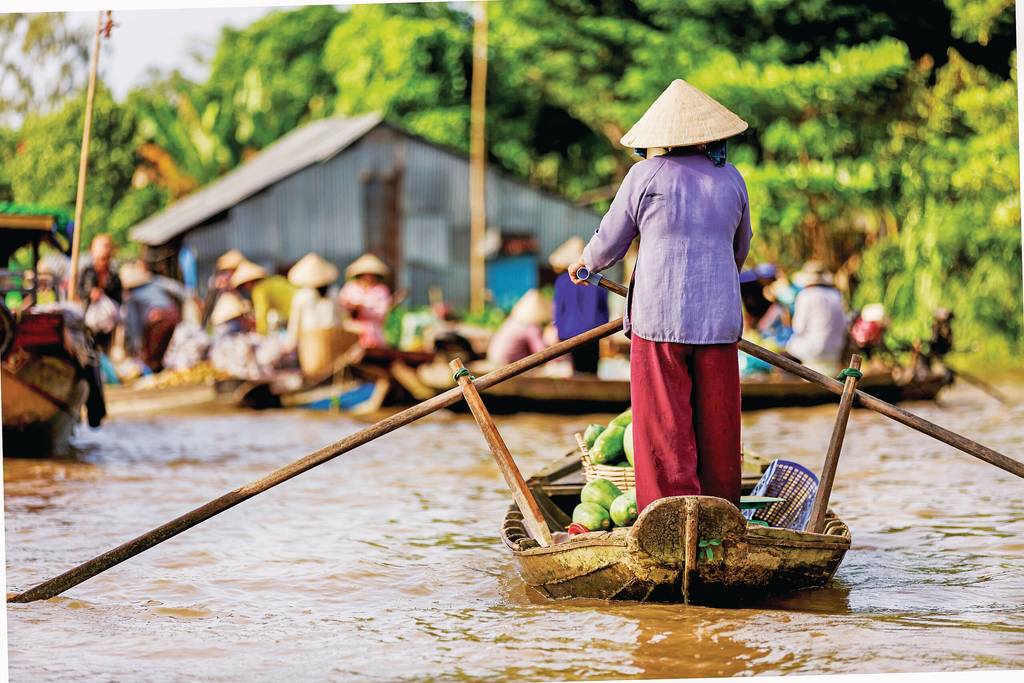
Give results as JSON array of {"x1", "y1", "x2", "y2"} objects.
[
  {"x1": 575, "y1": 267, "x2": 628, "y2": 298},
  {"x1": 584, "y1": 272, "x2": 1024, "y2": 481}
]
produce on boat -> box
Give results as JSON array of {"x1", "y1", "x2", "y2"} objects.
[{"x1": 583, "y1": 423, "x2": 605, "y2": 448}]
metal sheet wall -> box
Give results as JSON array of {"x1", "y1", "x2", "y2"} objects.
[{"x1": 182, "y1": 129, "x2": 602, "y2": 306}]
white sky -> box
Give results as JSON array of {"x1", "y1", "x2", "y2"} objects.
[{"x1": 66, "y1": 6, "x2": 279, "y2": 98}]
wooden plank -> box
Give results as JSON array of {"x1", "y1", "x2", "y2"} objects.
[{"x1": 451, "y1": 358, "x2": 553, "y2": 547}]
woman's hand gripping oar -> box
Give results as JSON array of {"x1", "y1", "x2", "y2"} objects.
[
  {"x1": 574, "y1": 267, "x2": 1024, "y2": 480},
  {"x1": 7, "y1": 317, "x2": 624, "y2": 604}
]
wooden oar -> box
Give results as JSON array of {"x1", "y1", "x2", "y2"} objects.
[
  {"x1": 806, "y1": 354, "x2": 862, "y2": 533},
  {"x1": 947, "y1": 364, "x2": 1013, "y2": 406},
  {"x1": 451, "y1": 358, "x2": 553, "y2": 547},
  {"x1": 7, "y1": 317, "x2": 624, "y2": 603},
  {"x1": 574, "y1": 267, "x2": 1024, "y2": 480}
]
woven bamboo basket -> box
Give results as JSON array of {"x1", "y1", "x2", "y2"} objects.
[
  {"x1": 574, "y1": 433, "x2": 764, "y2": 493},
  {"x1": 575, "y1": 433, "x2": 636, "y2": 491}
]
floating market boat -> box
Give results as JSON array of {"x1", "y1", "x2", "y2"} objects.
[
  {"x1": 417, "y1": 361, "x2": 951, "y2": 413},
  {"x1": 1, "y1": 206, "x2": 99, "y2": 456},
  {"x1": 504, "y1": 453, "x2": 851, "y2": 603},
  {"x1": 218, "y1": 345, "x2": 437, "y2": 411}
]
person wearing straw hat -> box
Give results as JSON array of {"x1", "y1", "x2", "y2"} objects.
[
  {"x1": 201, "y1": 248, "x2": 247, "y2": 326},
  {"x1": 287, "y1": 252, "x2": 352, "y2": 377},
  {"x1": 551, "y1": 236, "x2": 609, "y2": 374},
  {"x1": 486, "y1": 289, "x2": 551, "y2": 365},
  {"x1": 119, "y1": 259, "x2": 183, "y2": 371},
  {"x1": 230, "y1": 260, "x2": 296, "y2": 336},
  {"x1": 339, "y1": 253, "x2": 393, "y2": 349},
  {"x1": 567, "y1": 79, "x2": 752, "y2": 512},
  {"x1": 784, "y1": 260, "x2": 847, "y2": 374}
]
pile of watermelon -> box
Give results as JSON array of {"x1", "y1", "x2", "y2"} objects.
[
  {"x1": 570, "y1": 479, "x2": 638, "y2": 533},
  {"x1": 583, "y1": 408, "x2": 634, "y2": 467}
]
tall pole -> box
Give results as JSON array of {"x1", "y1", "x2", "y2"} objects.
[
  {"x1": 67, "y1": 11, "x2": 107, "y2": 303},
  {"x1": 468, "y1": 2, "x2": 488, "y2": 314}
]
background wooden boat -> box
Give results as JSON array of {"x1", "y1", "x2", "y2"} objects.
[
  {"x1": 503, "y1": 455, "x2": 851, "y2": 604},
  {"x1": 2, "y1": 341, "x2": 89, "y2": 457},
  {"x1": 417, "y1": 362, "x2": 952, "y2": 413},
  {"x1": 105, "y1": 382, "x2": 219, "y2": 417}
]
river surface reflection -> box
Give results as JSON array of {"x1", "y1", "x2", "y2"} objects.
[{"x1": 5, "y1": 376, "x2": 1024, "y2": 681}]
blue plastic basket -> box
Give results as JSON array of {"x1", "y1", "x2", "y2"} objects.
[{"x1": 742, "y1": 459, "x2": 819, "y2": 531}]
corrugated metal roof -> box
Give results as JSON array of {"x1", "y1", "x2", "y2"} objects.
[{"x1": 130, "y1": 112, "x2": 384, "y2": 246}]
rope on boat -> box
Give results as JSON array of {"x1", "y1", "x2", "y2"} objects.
[
  {"x1": 835, "y1": 367, "x2": 863, "y2": 381},
  {"x1": 452, "y1": 367, "x2": 475, "y2": 382}
]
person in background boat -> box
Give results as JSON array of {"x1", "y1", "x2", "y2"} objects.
[
  {"x1": 230, "y1": 260, "x2": 297, "y2": 336},
  {"x1": 201, "y1": 248, "x2": 246, "y2": 326},
  {"x1": 784, "y1": 261, "x2": 848, "y2": 374},
  {"x1": 119, "y1": 259, "x2": 183, "y2": 372},
  {"x1": 287, "y1": 252, "x2": 351, "y2": 378},
  {"x1": 849, "y1": 303, "x2": 889, "y2": 360},
  {"x1": 568, "y1": 79, "x2": 751, "y2": 511},
  {"x1": 339, "y1": 253, "x2": 392, "y2": 349},
  {"x1": 550, "y1": 236, "x2": 609, "y2": 374},
  {"x1": 78, "y1": 233, "x2": 122, "y2": 352},
  {"x1": 208, "y1": 292, "x2": 273, "y2": 381},
  {"x1": 486, "y1": 289, "x2": 551, "y2": 365}
]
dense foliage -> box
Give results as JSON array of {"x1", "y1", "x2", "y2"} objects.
[{"x1": 0, "y1": 2, "x2": 1018, "y2": 356}]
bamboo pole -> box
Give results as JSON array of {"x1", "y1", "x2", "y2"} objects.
[
  {"x1": 451, "y1": 358, "x2": 553, "y2": 547},
  {"x1": 468, "y1": 1, "x2": 488, "y2": 314},
  {"x1": 574, "y1": 268, "x2": 1024, "y2": 480},
  {"x1": 67, "y1": 11, "x2": 106, "y2": 303},
  {"x1": 8, "y1": 317, "x2": 624, "y2": 603},
  {"x1": 806, "y1": 354, "x2": 862, "y2": 533}
]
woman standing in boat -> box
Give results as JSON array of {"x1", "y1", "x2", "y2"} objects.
[{"x1": 569, "y1": 79, "x2": 752, "y2": 511}]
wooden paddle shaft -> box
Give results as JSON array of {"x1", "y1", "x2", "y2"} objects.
[
  {"x1": 8, "y1": 317, "x2": 624, "y2": 603},
  {"x1": 807, "y1": 355, "x2": 862, "y2": 533},
  {"x1": 451, "y1": 359, "x2": 553, "y2": 547},
  {"x1": 576, "y1": 268, "x2": 1024, "y2": 480}
]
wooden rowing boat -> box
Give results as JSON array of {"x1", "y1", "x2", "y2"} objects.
[
  {"x1": 503, "y1": 453, "x2": 851, "y2": 604},
  {"x1": 2, "y1": 316, "x2": 90, "y2": 457},
  {"x1": 417, "y1": 361, "x2": 951, "y2": 413}
]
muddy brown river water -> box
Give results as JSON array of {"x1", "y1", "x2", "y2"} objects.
[{"x1": 4, "y1": 376, "x2": 1024, "y2": 681}]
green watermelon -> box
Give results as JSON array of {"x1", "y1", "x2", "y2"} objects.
[
  {"x1": 583, "y1": 423, "x2": 605, "y2": 449},
  {"x1": 581, "y1": 478, "x2": 623, "y2": 510},
  {"x1": 572, "y1": 502, "x2": 611, "y2": 531},
  {"x1": 623, "y1": 423, "x2": 634, "y2": 466},
  {"x1": 609, "y1": 408, "x2": 632, "y2": 428},
  {"x1": 610, "y1": 491, "x2": 638, "y2": 527},
  {"x1": 590, "y1": 424, "x2": 625, "y2": 464}
]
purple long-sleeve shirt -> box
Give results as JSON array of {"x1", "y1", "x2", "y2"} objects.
[{"x1": 582, "y1": 150, "x2": 753, "y2": 344}]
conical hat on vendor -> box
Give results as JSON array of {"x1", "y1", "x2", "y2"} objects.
[
  {"x1": 548, "y1": 236, "x2": 585, "y2": 270},
  {"x1": 509, "y1": 289, "x2": 551, "y2": 326},
  {"x1": 209, "y1": 292, "x2": 250, "y2": 326},
  {"x1": 229, "y1": 260, "x2": 268, "y2": 288},
  {"x1": 860, "y1": 303, "x2": 887, "y2": 323},
  {"x1": 792, "y1": 260, "x2": 834, "y2": 287},
  {"x1": 118, "y1": 260, "x2": 154, "y2": 289},
  {"x1": 216, "y1": 248, "x2": 246, "y2": 271},
  {"x1": 289, "y1": 252, "x2": 340, "y2": 289},
  {"x1": 620, "y1": 79, "x2": 748, "y2": 149},
  {"x1": 345, "y1": 253, "x2": 390, "y2": 279}
]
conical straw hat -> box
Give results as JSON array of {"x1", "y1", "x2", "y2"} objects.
[
  {"x1": 792, "y1": 260, "x2": 834, "y2": 287},
  {"x1": 229, "y1": 260, "x2": 268, "y2": 288},
  {"x1": 548, "y1": 236, "x2": 585, "y2": 270},
  {"x1": 216, "y1": 248, "x2": 247, "y2": 271},
  {"x1": 209, "y1": 292, "x2": 250, "y2": 326},
  {"x1": 344, "y1": 253, "x2": 390, "y2": 279},
  {"x1": 118, "y1": 260, "x2": 154, "y2": 290},
  {"x1": 509, "y1": 289, "x2": 551, "y2": 326},
  {"x1": 620, "y1": 79, "x2": 748, "y2": 149},
  {"x1": 289, "y1": 252, "x2": 340, "y2": 289}
]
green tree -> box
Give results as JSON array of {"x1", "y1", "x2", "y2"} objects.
[
  {"x1": 0, "y1": 13, "x2": 89, "y2": 125},
  {"x1": 8, "y1": 85, "x2": 148, "y2": 245},
  {"x1": 198, "y1": 5, "x2": 342, "y2": 163}
]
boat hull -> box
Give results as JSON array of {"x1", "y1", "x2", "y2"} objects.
[
  {"x1": 2, "y1": 350, "x2": 88, "y2": 457},
  {"x1": 420, "y1": 365, "x2": 951, "y2": 414},
  {"x1": 505, "y1": 495, "x2": 850, "y2": 604}
]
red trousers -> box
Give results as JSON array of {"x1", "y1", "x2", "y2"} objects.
[{"x1": 630, "y1": 336, "x2": 742, "y2": 511}]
